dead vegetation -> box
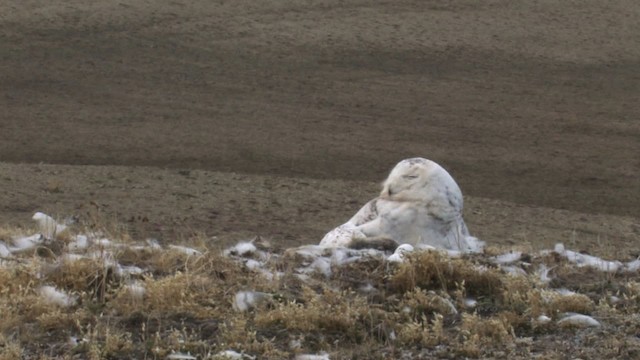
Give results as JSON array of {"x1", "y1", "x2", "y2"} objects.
[{"x1": 1, "y1": 221, "x2": 640, "y2": 359}]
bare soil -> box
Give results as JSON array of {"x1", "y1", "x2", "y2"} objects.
[
  {"x1": 1, "y1": 0, "x2": 639, "y2": 252},
  {"x1": 1, "y1": 2, "x2": 640, "y2": 358}
]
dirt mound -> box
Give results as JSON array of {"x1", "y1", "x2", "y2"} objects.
[{"x1": 2, "y1": 220, "x2": 640, "y2": 359}]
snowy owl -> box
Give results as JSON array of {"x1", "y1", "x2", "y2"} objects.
[{"x1": 320, "y1": 158, "x2": 483, "y2": 253}]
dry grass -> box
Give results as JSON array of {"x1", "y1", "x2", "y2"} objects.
[{"x1": 2, "y1": 221, "x2": 640, "y2": 359}]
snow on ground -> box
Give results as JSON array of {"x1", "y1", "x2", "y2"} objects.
[
  {"x1": 2, "y1": 212, "x2": 639, "y2": 312},
  {"x1": 2, "y1": 212, "x2": 640, "y2": 358}
]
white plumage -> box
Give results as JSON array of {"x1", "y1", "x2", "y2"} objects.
[
  {"x1": 320, "y1": 158, "x2": 483, "y2": 252},
  {"x1": 33, "y1": 212, "x2": 67, "y2": 239}
]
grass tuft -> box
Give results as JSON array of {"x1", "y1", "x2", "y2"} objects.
[{"x1": 2, "y1": 220, "x2": 640, "y2": 358}]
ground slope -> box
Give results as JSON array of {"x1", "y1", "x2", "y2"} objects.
[{"x1": 1, "y1": 0, "x2": 639, "y2": 219}]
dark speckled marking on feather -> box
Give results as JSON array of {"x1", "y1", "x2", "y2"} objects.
[
  {"x1": 427, "y1": 206, "x2": 445, "y2": 222},
  {"x1": 363, "y1": 199, "x2": 379, "y2": 222},
  {"x1": 406, "y1": 158, "x2": 427, "y2": 166},
  {"x1": 448, "y1": 195, "x2": 456, "y2": 208},
  {"x1": 431, "y1": 214, "x2": 445, "y2": 222}
]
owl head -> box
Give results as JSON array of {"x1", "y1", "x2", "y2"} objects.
[{"x1": 379, "y1": 158, "x2": 461, "y2": 204}]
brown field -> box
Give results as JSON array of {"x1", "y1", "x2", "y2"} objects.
[
  {"x1": 1, "y1": 0, "x2": 638, "y2": 252},
  {"x1": 0, "y1": 0, "x2": 639, "y2": 358}
]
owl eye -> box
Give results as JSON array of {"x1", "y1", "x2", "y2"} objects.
[{"x1": 403, "y1": 175, "x2": 418, "y2": 179}]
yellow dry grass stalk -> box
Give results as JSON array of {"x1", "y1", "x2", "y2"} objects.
[
  {"x1": 0, "y1": 225, "x2": 29, "y2": 241},
  {"x1": 390, "y1": 250, "x2": 504, "y2": 297},
  {"x1": 458, "y1": 312, "x2": 514, "y2": 356},
  {"x1": 499, "y1": 275, "x2": 535, "y2": 312},
  {"x1": 108, "y1": 254, "x2": 248, "y2": 318},
  {"x1": 624, "y1": 281, "x2": 640, "y2": 300},
  {"x1": 255, "y1": 285, "x2": 369, "y2": 339},
  {"x1": 3, "y1": 218, "x2": 640, "y2": 358},
  {"x1": 44, "y1": 257, "x2": 114, "y2": 295},
  {"x1": 401, "y1": 288, "x2": 457, "y2": 317},
  {"x1": 219, "y1": 317, "x2": 289, "y2": 358},
  {"x1": 548, "y1": 293, "x2": 594, "y2": 315},
  {"x1": 396, "y1": 313, "x2": 444, "y2": 347},
  {"x1": 0, "y1": 334, "x2": 23, "y2": 360},
  {"x1": 0, "y1": 263, "x2": 54, "y2": 331},
  {"x1": 135, "y1": 272, "x2": 216, "y2": 317}
]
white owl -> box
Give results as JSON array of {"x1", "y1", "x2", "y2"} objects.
[{"x1": 320, "y1": 158, "x2": 484, "y2": 253}]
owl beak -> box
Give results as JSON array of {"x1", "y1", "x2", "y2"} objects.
[{"x1": 381, "y1": 186, "x2": 393, "y2": 198}]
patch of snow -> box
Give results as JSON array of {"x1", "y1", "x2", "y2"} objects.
[
  {"x1": 0, "y1": 242, "x2": 12, "y2": 257},
  {"x1": 624, "y1": 259, "x2": 640, "y2": 272},
  {"x1": 359, "y1": 283, "x2": 376, "y2": 293},
  {"x1": 464, "y1": 298, "x2": 477, "y2": 309},
  {"x1": 61, "y1": 253, "x2": 86, "y2": 262},
  {"x1": 501, "y1": 265, "x2": 527, "y2": 277},
  {"x1": 146, "y1": 238, "x2": 163, "y2": 250},
  {"x1": 445, "y1": 249, "x2": 463, "y2": 258},
  {"x1": 94, "y1": 238, "x2": 119, "y2": 248},
  {"x1": 10, "y1": 234, "x2": 44, "y2": 253},
  {"x1": 168, "y1": 245, "x2": 202, "y2": 256},
  {"x1": 387, "y1": 244, "x2": 414, "y2": 263},
  {"x1": 68, "y1": 235, "x2": 89, "y2": 250},
  {"x1": 39, "y1": 285, "x2": 76, "y2": 307},
  {"x1": 554, "y1": 288, "x2": 577, "y2": 296},
  {"x1": 557, "y1": 313, "x2": 601, "y2": 327},
  {"x1": 124, "y1": 283, "x2": 146, "y2": 299},
  {"x1": 289, "y1": 338, "x2": 302, "y2": 350},
  {"x1": 166, "y1": 352, "x2": 196, "y2": 360},
  {"x1": 212, "y1": 350, "x2": 256, "y2": 359},
  {"x1": 68, "y1": 336, "x2": 88, "y2": 347},
  {"x1": 491, "y1": 251, "x2": 522, "y2": 265},
  {"x1": 224, "y1": 241, "x2": 257, "y2": 257},
  {"x1": 115, "y1": 265, "x2": 145, "y2": 277},
  {"x1": 299, "y1": 257, "x2": 332, "y2": 278},
  {"x1": 86, "y1": 250, "x2": 118, "y2": 268},
  {"x1": 536, "y1": 315, "x2": 552, "y2": 324},
  {"x1": 33, "y1": 212, "x2": 67, "y2": 239},
  {"x1": 244, "y1": 259, "x2": 263, "y2": 270},
  {"x1": 295, "y1": 353, "x2": 330, "y2": 360},
  {"x1": 554, "y1": 243, "x2": 622, "y2": 272},
  {"x1": 536, "y1": 264, "x2": 553, "y2": 284},
  {"x1": 437, "y1": 295, "x2": 458, "y2": 315},
  {"x1": 233, "y1": 291, "x2": 271, "y2": 312},
  {"x1": 463, "y1": 236, "x2": 486, "y2": 254}
]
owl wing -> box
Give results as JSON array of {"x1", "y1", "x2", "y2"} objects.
[
  {"x1": 346, "y1": 199, "x2": 380, "y2": 226},
  {"x1": 426, "y1": 192, "x2": 462, "y2": 224},
  {"x1": 319, "y1": 223, "x2": 366, "y2": 247},
  {"x1": 419, "y1": 181, "x2": 477, "y2": 250},
  {"x1": 319, "y1": 199, "x2": 380, "y2": 247}
]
